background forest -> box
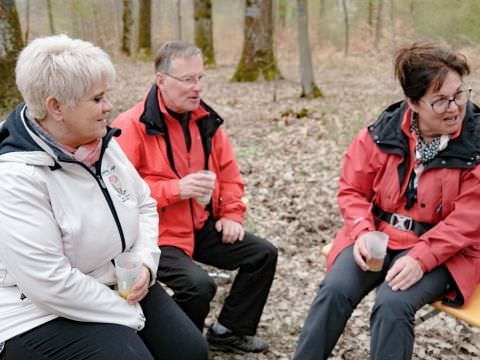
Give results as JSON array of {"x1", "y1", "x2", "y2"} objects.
[{"x1": 2, "y1": 0, "x2": 480, "y2": 359}]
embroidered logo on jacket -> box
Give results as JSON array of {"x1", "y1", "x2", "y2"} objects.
[{"x1": 102, "y1": 165, "x2": 131, "y2": 202}]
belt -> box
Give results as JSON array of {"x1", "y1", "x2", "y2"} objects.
[{"x1": 372, "y1": 205, "x2": 434, "y2": 236}]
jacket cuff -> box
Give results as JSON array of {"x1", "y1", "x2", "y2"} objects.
[
  {"x1": 407, "y1": 243, "x2": 436, "y2": 272},
  {"x1": 220, "y1": 213, "x2": 244, "y2": 224},
  {"x1": 350, "y1": 218, "x2": 374, "y2": 241}
]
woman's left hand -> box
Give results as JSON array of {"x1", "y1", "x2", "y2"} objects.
[
  {"x1": 127, "y1": 266, "x2": 150, "y2": 305},
  {"x1": 385, "y1": 255, "x2": 424, "y2": 291}
]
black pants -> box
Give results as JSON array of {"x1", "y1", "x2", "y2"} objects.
[
  {"x1": 1, "y1": 284, "x2": 208, "y2": 360},
  {"x1": 157, "y1": 219, "x2": 278, "y2": 335},
  {"x1": 294, "y1": 246, "x2": 452, "y2": 360}
]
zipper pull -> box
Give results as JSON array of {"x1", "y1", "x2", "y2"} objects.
[{"x1": 97, "y1": 175, "x2": 107, "y2": 189}]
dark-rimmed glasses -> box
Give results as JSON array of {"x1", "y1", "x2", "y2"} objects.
[{"x1": 422, "y1": 87, "x2": 472, "y2": 114}]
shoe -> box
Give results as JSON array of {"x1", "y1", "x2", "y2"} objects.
[{"x1": 206, "y1": 327, "x2": 269, "y2": 354}]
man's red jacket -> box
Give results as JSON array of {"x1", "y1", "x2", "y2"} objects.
[{"x1": 113, "y1": 85, "x2": 246, "y2": 256}]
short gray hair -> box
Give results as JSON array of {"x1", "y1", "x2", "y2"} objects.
[
  {"x1": 154, "y1": 41, "x2": 202, "y2": 73},
  {"x1": 15, "y1": 34, "x2": 116, "y2": 119}
]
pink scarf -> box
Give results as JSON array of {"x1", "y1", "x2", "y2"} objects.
[
  {"x1": 29, "y1": 117, "x2": 103, "y2": 167},
  {"x1": 62, "y1": 139, "x2": 103, "y2": 166}
]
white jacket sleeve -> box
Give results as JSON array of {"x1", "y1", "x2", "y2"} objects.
[{"x1": 0, "y1": 163, "x2": 145, "y2": 330}]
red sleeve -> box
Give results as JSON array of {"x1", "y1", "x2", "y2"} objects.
[
  {"x1": 337, "y1": 129, "x2": 383, "y2": 242},
  {"x1": 211, "y1": 129, "x2": 246, "y2": 223},
  {"x1": 408, "y1": 166, "x2": 480, "y2": 272}
]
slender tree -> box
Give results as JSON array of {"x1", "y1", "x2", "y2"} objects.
[
  {"x1": 232, "y1": 0, "x2": 281, "y2": 82},
  {"x1": 137, "y1": 0, "x2": 152, "y2": 58},
  {"x1": 0, "y1": 0, "x2": 24, "y2": 112},
  {"x1": 389, "y1": 0, "x2": 396, "y2": 48},
  {"x1": 177, "y1": 0, "x2": 182, "y2": 40},
  {"x1": 319, "y1": 0, "x2": 326, "y2": 18},
  {"x1": 374, "y1": 0, "x2": 384, "y2": 49},
  {"x1": 368, "y1": 0, "x2": 374, "y2": 29},
  {"x1": 341, "y1": 0, "x2": 349, "y2": 56},
  {"x1": 278, "y1": 0, "x2": 287, "y2": 27},
  {"x1": 296, "y1": 0, "x2": 321, "y2": 98},
  {"x1": 24, "y1": 0, "x2": 30, "y2": 41},
  {"x1": 46, "y1": 0, "x2": 55, "y2": 34},
  {"x1": 121, "y1": 0, "x2": 133, "y2": 56},
  {"x1": 194, "y1": 0, "x2": 215, "y2": 66}
]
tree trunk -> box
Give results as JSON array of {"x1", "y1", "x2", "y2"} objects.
[
  {"x1": 137, "y1": 0, "x2": 152, "y2": 58},
  {"x1": 0, "y1": 0, "x2": 24, "y2": 112},
  {"x1": 342, "y1": 0, "x2": 349, "y2": 56},
  {"x1": 278, "y1": 0, "x2": 286, "y2": 27},
  {"x1": 194, "y1": 0, "x2": 215, "y2": 66},
  {"x1": 232, "y1": 0, "x2": 281, "y2": 82},
  {"x1": 296, "y1": 0, "x2": 321, "y2": 98},
  {"x1": 368, "y1": 0, "x2": 374, "y2": 29},
  {"x1": 177, "y1": 0, "x2": 182, "y2": 40},
  {"x1": 389, "y1": 0, "x2": 396, "y2": 48},
  {"x1": 46, "y1": 0, "x2": 55, "y2": 34},
  {"x1": 24, "y1": 0, "x2": 30, "y2": 41},
  {"x1": 319, "y1": 0, "x2": 326, "y2": 18},
  {"x1": 121, "y1": 0, "x2": 133, "y2": 56},
  {"x1": 374, "y1": 0, "x2": 384, "y2": 49}
]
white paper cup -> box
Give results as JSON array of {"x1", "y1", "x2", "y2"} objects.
[
  {"x1": 115, "y1": 253, "x2": 142, "y2": 299},
  {"x1": 365, "y1": 231, "x2": 389, "y2": 272},
  {"x1": 196, "y1": 170, "x2": 216, "y2": 205}
]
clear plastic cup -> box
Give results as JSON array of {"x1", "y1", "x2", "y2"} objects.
[
  {"x1": 196, "y1": 170, "x2": 216, "y2": 205},
  {"x1": 365, "y1": 231, "x2": 389, "y2": 272},
  {"x1": 115, "y1": 253, "x2": 142, "y2": 299}
]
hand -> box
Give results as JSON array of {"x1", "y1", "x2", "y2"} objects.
[
  {"x1": 179, "y1": 172, "x2": 215, "y2": 200},
  {"x1": 385, "y1": 255, "x2": 424, "y2": 291},
  {"x1": 353, "y1": 233, "x2": 370, "y2": 271},
  {"x1": 126, "y1": 266, "x2": 150, "y2": 305},
  {"x1": 215, "y1": 218, "x2": 245, "y2": 244}
]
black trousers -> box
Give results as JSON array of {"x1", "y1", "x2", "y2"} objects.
[
  {"x1": 294, "y1": 246, "x2": 452, "y2": 360},
  {"x1": 157, "y1": 219, "x2": 278, "y2": 335},
  {"x1": 1, "y1": 284, "x2": 208, "y2": 360}
]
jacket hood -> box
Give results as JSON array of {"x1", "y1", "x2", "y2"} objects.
[
  {"x1": 0, "y1": 103, "x2": 120, "y2": 167},
  {"x1": 369, "y1": 100, "x2": 480, "y2": 168}
]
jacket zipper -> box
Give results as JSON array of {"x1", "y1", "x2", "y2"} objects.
[{"x1": 60, "y1": 159, "x2": 127, "y2": 252}]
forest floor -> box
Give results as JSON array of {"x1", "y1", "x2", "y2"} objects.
[{"x1": 111, "y1": 49, "x2": 480, "y2": 360}]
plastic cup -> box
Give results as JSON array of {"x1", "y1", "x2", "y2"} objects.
[
  {"x1": 115, "y1": 253, "x2": 142, "y2": 299},
  {"x1": 365, "y1": 231, "x2": 389, "y2": 272},
  {"x1": 196, "y1": 170, "x2": 216, "y2": 205}
]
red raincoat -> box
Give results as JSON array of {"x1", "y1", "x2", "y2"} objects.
[
  {"x1": 113, "y1": 85, "x2": 246, "y2": 256},
  {"x1": 328, "y1": 101, "x2": 480, "y2": 304}
]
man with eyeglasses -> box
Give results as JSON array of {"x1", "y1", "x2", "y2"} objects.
[{"x1": 113, "y1": 41, "x2": 277, "y2": 355}]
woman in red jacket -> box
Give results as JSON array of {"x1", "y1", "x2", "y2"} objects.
[{"x1": 294, "y1": 43, "x2": 480, "y2": 360}]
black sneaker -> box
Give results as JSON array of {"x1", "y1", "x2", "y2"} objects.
[{"x1": 206, "y1": 327, "x2": 269, "y2": 354}]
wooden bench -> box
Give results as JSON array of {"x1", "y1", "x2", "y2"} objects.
[{"x1": 321, "y1": 243, "x2": 480, "y2": 327}]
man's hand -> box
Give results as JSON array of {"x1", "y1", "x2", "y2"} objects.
[
  {"x1": 126, "y1": 266, "x2": 150, "y2": 305},
  {"x1": 386, "y1": 255, "x2": 424, "y2": 291},
  {"x1": 215, "y1": 218, "x2": 245, "y2": 244},
  {"x1": 179, "y1": 172, "x2": 215, "y2": 200},
  {"x1": 353, "y1": 233, "x2": 370, "y2": 271}
]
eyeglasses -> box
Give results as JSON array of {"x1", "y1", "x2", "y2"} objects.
[
  {"x1": 163, "y1": 72, "x2": 205, "y2": 86},
  {"x1": 422, "y1": 88, "x2": 472, "y2": 114}
]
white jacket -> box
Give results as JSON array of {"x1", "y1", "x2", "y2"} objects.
[{"x1": 0, "y1": 105, "x2": 160, "y2": 342}]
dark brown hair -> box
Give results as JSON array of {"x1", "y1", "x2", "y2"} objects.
[{"x1": 394, "y1": 42, "x2": 470, "y2": 102}]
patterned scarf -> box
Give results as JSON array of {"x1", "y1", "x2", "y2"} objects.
[{"x1": 409, "y1": 113, "x2": 450, "y2": 164}]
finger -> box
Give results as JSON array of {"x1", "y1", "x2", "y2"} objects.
[
  {"x1": 215, "y1": 220, "x2": 222, "y2": 232},
  {"x1": 353, "y1": 245, "x2": 368, "y2": 271},
  {"x1": 238, "y1": 228, "x2": 245, "y2": 241},
  {"x1": 388, "y1": 268, "x2": 409, "y2": 290}
]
